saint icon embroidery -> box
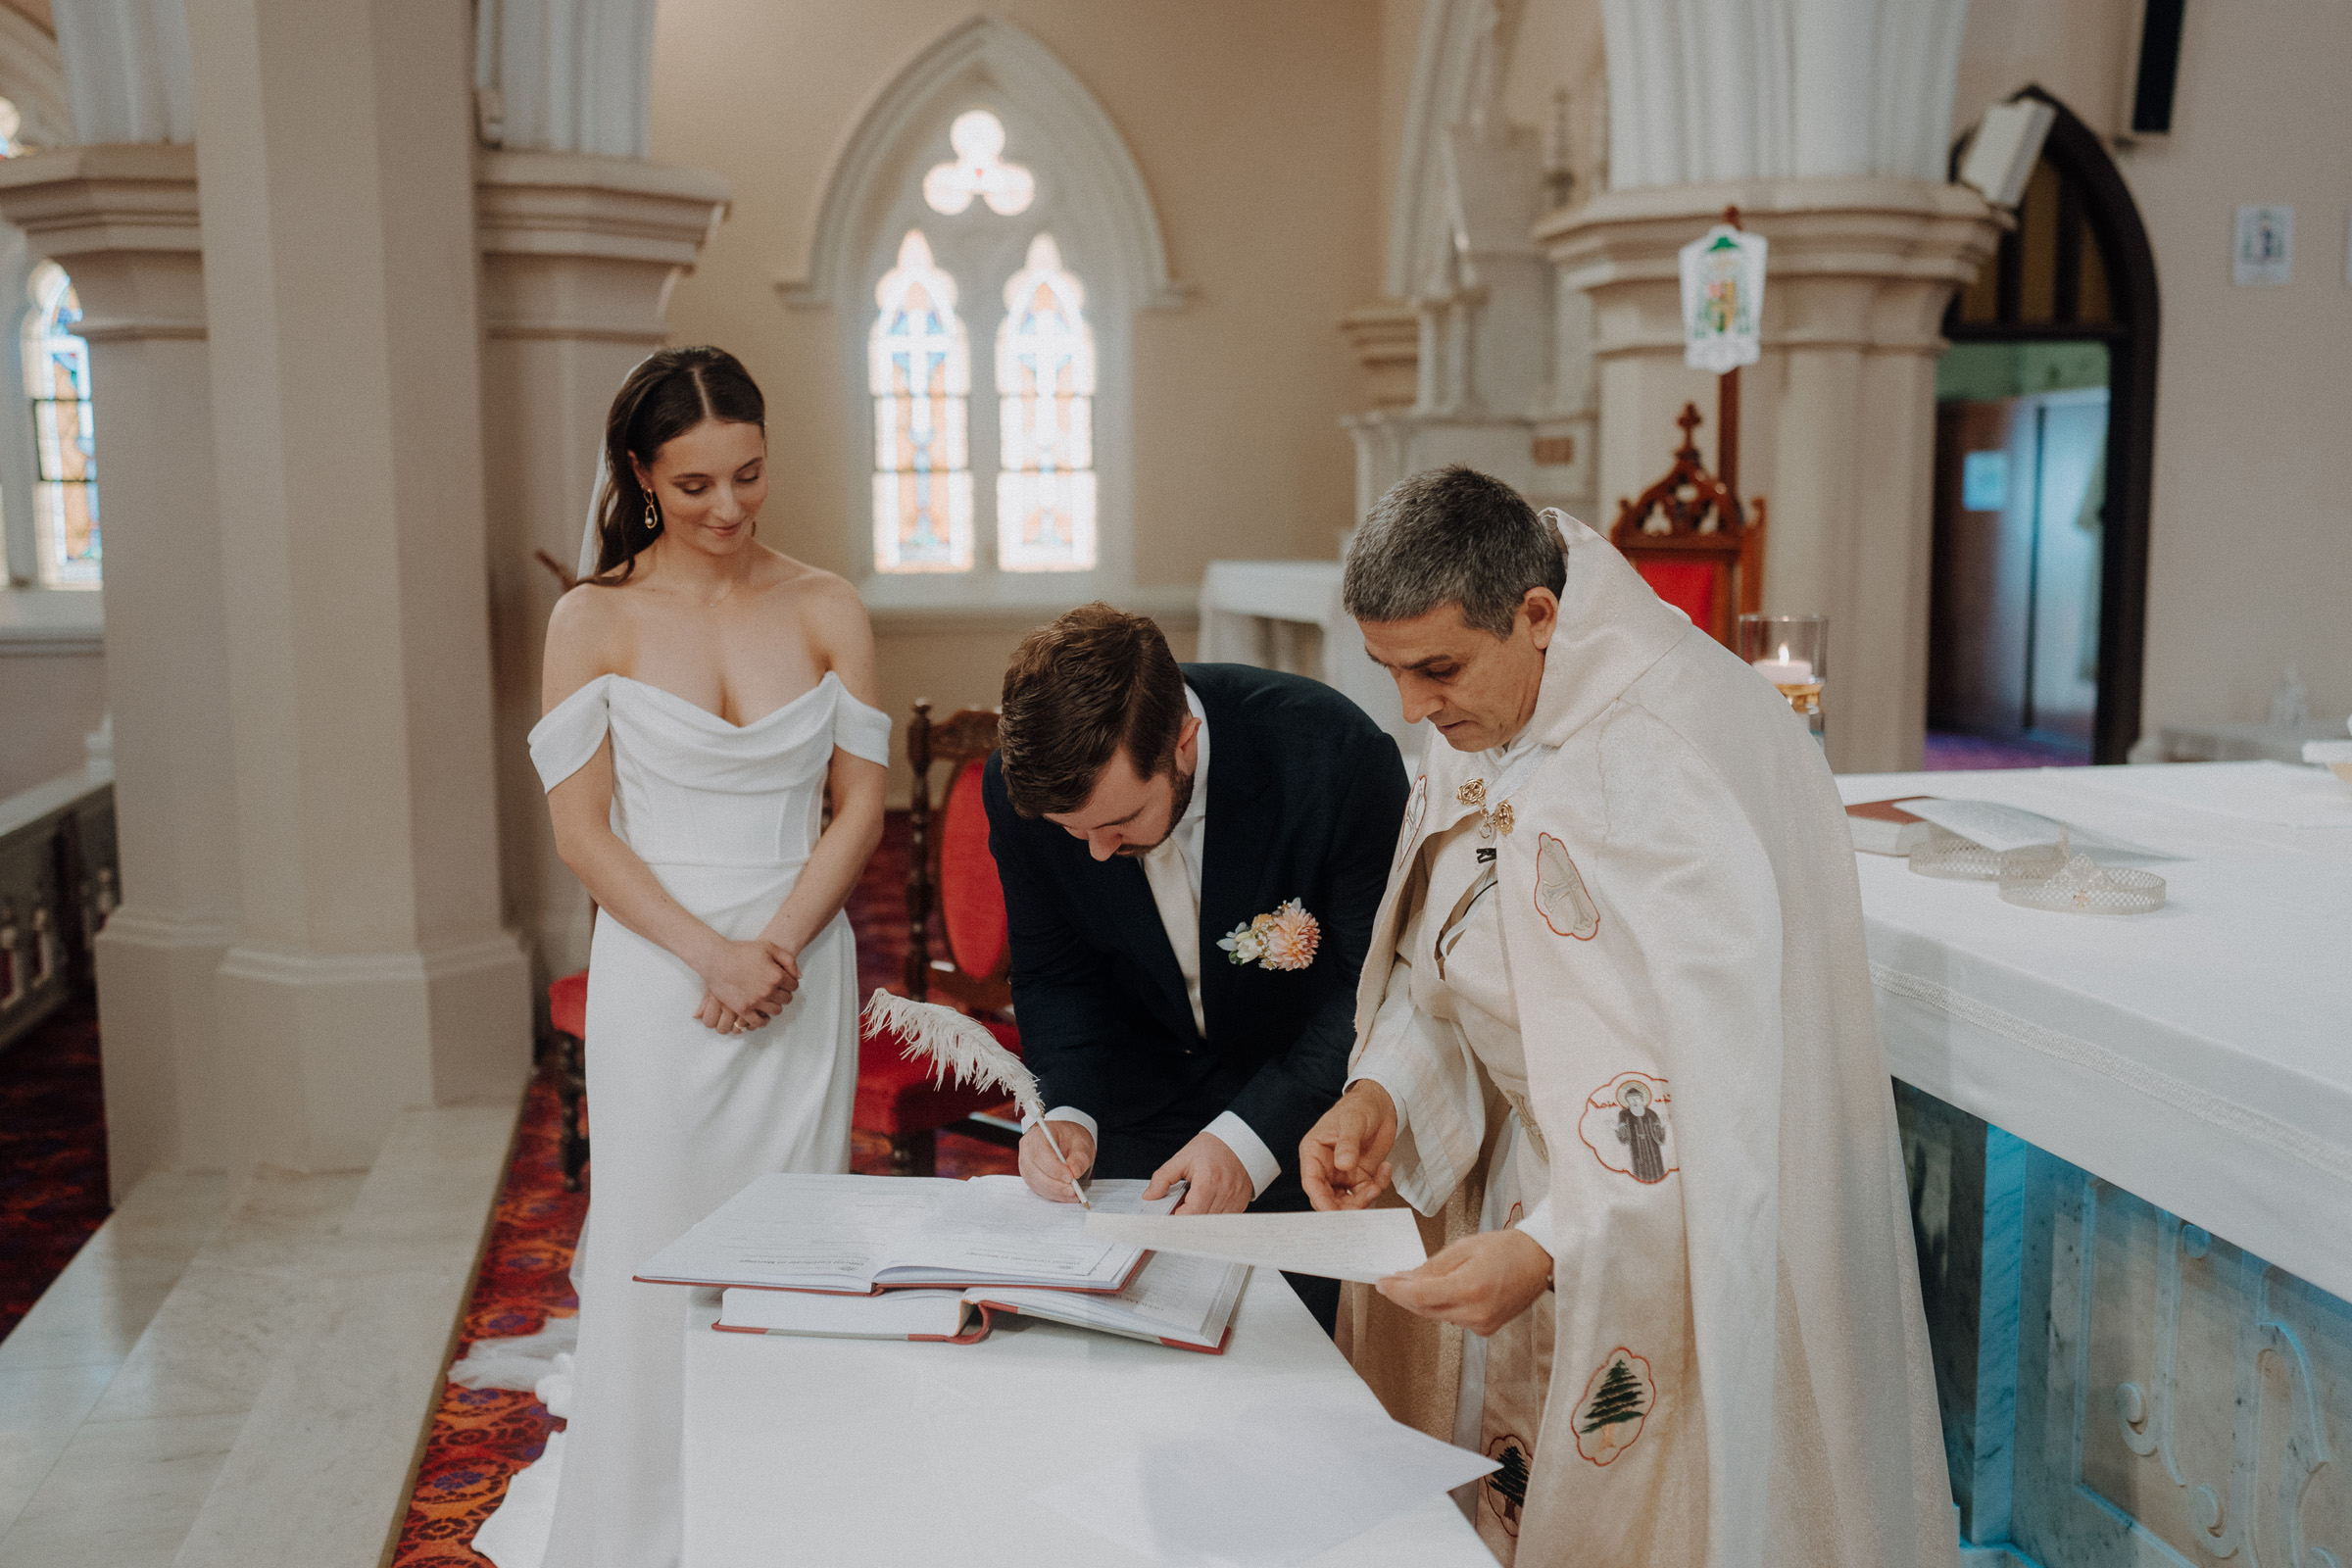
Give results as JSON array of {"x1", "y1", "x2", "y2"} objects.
[
  {"x1": 1534, "y1": 832, "x2": 1599, "y2": 940},
  {"x1": 1573, "y1": 1348, "x2": 1654, "y2": 1466},
  {"x1": 1577, "y1": 1071, "x2": 1675, "y2": 1184}
]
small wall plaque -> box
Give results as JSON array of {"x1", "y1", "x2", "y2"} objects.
[{"x1": 2233, "y1": 205, "x2": 2293, "y2": 286}]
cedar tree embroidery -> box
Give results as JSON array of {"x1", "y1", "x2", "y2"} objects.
[
  {"x1": 1535, "y1": 832, "x2": 1599, "y2": 939},
  {"x1": 1573, "y1": 1348, "x2": 1655, "y2": 1466},
  {"x1": 1576, "y1": 1071, "x2": 1676, "y2": 1185},
  {"x1": 1484, "y1": 1432, "x2": 1533, "y2": 1536},
  {"x1": 1217, "y1": 899, "x2": 1320, "y2": 971}
]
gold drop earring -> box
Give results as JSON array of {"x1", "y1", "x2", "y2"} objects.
[{"x1": 644, "y1": 493, "x2": 662, "y2": 535}]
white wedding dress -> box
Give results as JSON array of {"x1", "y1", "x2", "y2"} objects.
[{"x1": 479, "y1": 670, "x2": 890, "y2": 1568}]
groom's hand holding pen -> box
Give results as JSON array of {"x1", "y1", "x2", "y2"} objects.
[{"x1": 1019, "y1": 1118, "x2": 1097, "y2": 1206}]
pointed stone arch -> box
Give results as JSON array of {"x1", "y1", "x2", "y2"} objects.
[{"x1": 778, "y1": 15, "x2": 1186, "y2": 316}]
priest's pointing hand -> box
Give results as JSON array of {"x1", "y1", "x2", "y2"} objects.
[
  {"x1": 1376, "y1": 1231, "x2": 1553, "y2": 1338},
  {"x1": 1299, "y1": 1080, "x2": 1398, "y2": 1211}
]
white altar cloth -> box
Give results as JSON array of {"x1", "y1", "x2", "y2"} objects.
[
  {"x1": 679, "y1": 1271, "x2": 1494, "y2": 1567},
  {"x1": 1839, "y1": 763, "x2": 2352, "y2": 1304}
]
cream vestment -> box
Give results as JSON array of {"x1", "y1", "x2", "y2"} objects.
[{"x1": 1341, "y1": 516, "x2": 1956, "y2": 1568}]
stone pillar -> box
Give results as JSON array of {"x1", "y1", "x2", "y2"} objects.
[
  {"x1": 0, "y1": 145, "x2": 238, "y2": 1195},
  {"x1": 473, "y1": 150, "x2": 728, "y2": 979},
  {"x1": 187, "y1": 0, "x2": 528, "y2": 1171},
  {"x1": 1541, "y1": 178, "x2": 1999, "y2": 771}
]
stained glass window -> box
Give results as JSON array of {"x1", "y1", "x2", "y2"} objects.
[
  {"x1": 24, "y1": 263, "x2": 98, "y2": 589},
  {"x1": 922, "y1": 110, "x2": 1035, "y2": 218},
  {"x1": 995, "y1": 234, "x2": 1096, "y2": 572},
  {"x1": 869, "y1": 230, "x2": 973, "y2": 573}
]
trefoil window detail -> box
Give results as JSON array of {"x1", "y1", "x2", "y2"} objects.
[{"x1": 922, "y1": 110, "x2": 1035, "y2": 217}]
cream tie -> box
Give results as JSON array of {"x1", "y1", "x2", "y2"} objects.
[{"x1": 1142, "y1": 837, "x2": 1206, "y2": 1038}]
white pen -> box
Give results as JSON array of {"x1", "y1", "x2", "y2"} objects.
[{"x1": 1036, "y1": 1118, "x2": 1091, "y2": 1209}]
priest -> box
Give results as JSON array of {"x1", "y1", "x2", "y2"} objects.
[{"x1": 1300, "y1": 466, "x2": 1955, "y2": 1567}]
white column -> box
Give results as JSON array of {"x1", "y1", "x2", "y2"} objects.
[
  {"x1": 50, "y1": 0, "x2": 196, "y2": 145},
  {"x1": 1545, "y1": 181, "x2": 1998, "y2": 773},
  {"x1": 0, "y1": 144, "x2": 237, "y2": 1195},
  {"x1": 471, "y1": 0, "x2": 658, "y2": 157},
  {"x1": 188, "y1": 0, "x2": 528, "y2": 1172},
  {"x1": 1597, "y1": 0, "x2": 1969, "y2": 189},
  {"x1": 1544, "y1": 0, "x2": 1994, "y2": 772},
  {"x1": 473, "y1": 150, "x2": 728, "y2": 978}
]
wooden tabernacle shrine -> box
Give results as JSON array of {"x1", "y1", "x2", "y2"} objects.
[{"x1": 1609, "y1": 402, "x2": 1766, "y2": 649}]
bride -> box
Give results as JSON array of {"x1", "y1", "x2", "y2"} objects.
[{"x1": 490, "y1": 346, "x2": 888, "y2": 1567}]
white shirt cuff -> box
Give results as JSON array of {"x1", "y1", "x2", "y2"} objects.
[
  {"x1": 1025, "y1": 1104, "x2": 1100, "y2": 1144},
  {"x1": 1512, "y1": 1195, "x2": 1558, "y2": 1259},
  {"x1": 1204, "y1": 1111, "x2": 1282, "y2": 1200},
  {"x1": 1347, "y1": 1073, "x2": 1410, "y2": 1141}
]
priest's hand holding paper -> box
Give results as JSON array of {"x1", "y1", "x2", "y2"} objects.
[
  {"x1": 1299, "y1": 1080, "x2": 1398, "y2": 1211},
  {"x1": 1375, "y1": 1229, "x2": 1552, "y2": 1337},
  {"x1": 1018, "y1": 1118, "x2": 1097, "y2": 1203}
]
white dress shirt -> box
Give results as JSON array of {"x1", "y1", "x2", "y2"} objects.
[{"x1": 1032, "y1": 686, "x2": 1283, "y2": 1198}]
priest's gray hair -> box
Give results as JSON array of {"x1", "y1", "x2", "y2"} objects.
[{"x1": 1343, "y1": 466, "x2": 1567, "y2": 639}]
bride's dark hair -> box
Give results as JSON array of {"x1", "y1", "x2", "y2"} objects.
[{"x1": 589, "y1": 346, "x2": 767, "y2": 583}]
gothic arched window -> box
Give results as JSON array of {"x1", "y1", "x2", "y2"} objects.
[
  {"x1": 797, "y1": 19, "x2": 1186, "y2": 608},
  {"x1": 24, "y1": 261, "x2": 97, "y2": 589},
  {"x1": 869, "y1": 229, "x2": 973, "y2": 574},
  {"x1": 996, "y1": 233, "x2": 1095, "y2": 572}
]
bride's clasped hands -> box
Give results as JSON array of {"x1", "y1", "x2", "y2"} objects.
[{"x1": 687, "y1": 934, "x2": 798, "y2": 1035}]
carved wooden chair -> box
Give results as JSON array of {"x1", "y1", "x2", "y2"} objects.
[
  {"x1": 1610, "y1": 403, "x2": 1767, "y2": 648},
  {"x1": 854, "y1": 700, "x2": 1024, "y2": 1176}
]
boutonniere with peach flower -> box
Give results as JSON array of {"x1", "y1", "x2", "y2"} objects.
[{"x1": 1218, "y1": 899, "x2": 1321, "y2": 971}]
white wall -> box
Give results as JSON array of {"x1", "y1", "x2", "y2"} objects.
[
  {"x1": 1952, "y1": 0, "x2": 2352, "y2": 733},
  {"x1": 0, "y1": 647, "x2": 100, "y2": 795}
]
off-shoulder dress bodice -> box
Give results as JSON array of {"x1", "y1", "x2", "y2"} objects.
[{"x1": 527, "y1": 671, "x2": 890, "y2": 868}]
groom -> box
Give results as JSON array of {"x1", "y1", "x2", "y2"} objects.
[{"x1": 983, "y1": 604, "x2": 1409, "y2": 1329}]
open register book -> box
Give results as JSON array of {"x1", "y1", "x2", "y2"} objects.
[
  {"x1": 713, "y1": 1248, "x2": 1250, "y2": 1353},
  {"x1": 635, "y1": 1173, "x2": 1176, "y2": 1296}
]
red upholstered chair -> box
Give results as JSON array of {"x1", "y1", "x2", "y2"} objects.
[
  {"x1": 1610, "y1": 403, "x2": 1766, "y2": 649},
  {"x1": 856, "y1": 701, "x2": 1025, "y2": 1177},
  {"x1": 547, "y1": 968, "x2": 590, "y2": 1191}
]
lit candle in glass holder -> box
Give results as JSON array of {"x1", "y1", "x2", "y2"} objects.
[
  {"x1": 1750, "y1": 642, "x2": 1813, "y2": 684},
  {"x1": 1738, "y1": 614, "x2": 1829, "y2": 745}
]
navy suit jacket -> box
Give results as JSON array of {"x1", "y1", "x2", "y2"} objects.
[{"x1": 982, "y1": 664, "x2": 1410, "y2": 1179}]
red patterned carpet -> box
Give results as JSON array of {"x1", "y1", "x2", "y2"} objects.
[
  {"x1": 391, "y1": 810, "x2": 1016, "y2": 1564},
  {"x1": 0, "y1": 995, "x2": 110, "y2": 1343}
]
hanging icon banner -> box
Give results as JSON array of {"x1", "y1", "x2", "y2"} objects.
[{"x1": 1679, "y1": 225, "x2": 1767, "y2": 373}]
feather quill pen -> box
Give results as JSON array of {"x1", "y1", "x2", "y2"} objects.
[{"x1": 861, "y1": 989, "x2": 1089, "y2": 1207}]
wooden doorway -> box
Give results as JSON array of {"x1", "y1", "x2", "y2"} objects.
[{"x1": 1932, "y1": 88, "x2": 2160, "y2": 764}]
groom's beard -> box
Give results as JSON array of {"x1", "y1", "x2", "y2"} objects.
[{"x1": 1113, "y1": 762, "x2": 1197, "y2": 857}]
